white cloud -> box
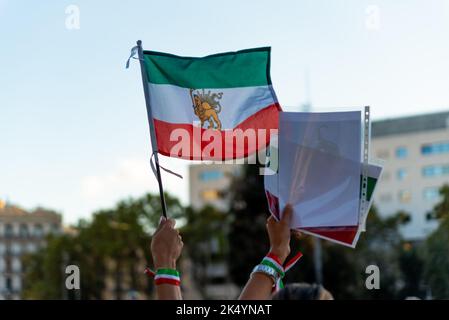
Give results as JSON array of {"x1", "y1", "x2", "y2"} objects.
[{"x1": 81, "y1": 156, "x2": 189, "y2": 212}]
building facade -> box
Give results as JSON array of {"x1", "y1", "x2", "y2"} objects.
[
  {"x1": 189, "y1": 163, "x2": 242, "y2": 211},
  {"x1": 188, "y1": 164, "x2": 242, "y2": 299},
  {"x1": 371, "y1": 110, "x2": 449, "y2": 240},
  {"x1": 0, "y1": 202, "x2": 62, "y2": 299}
]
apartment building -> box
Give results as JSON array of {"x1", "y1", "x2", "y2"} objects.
[
  {"x1": 371, "y1": 110, "x2": 449, "y2": 239},
  {"x1": 0, "y1": 201, "x2": 62, "y2": 299}
]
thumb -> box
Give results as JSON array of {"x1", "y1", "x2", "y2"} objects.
[
  {"x1": 165, "y1": 218, "x2": 176, "y2": 229},
  {"x1": 281, "y1": 204, "x2": 293, "y2": 225},
  {"x1": 155, "y1": 216, "x2": 167, "y2": 232}
]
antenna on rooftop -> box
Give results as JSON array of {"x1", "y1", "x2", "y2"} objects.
[{"x1": 300, "y1": 67, "x2": 312, "y2": 112}]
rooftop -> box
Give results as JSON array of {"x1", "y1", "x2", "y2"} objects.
[
  {"x1": 0, "y1": 205, "x2": 28, "y2": 216},
  {"x1": 372, "y1": 110, "x2": 449, "y2": 138},
  {"x1": 0, "y1": 204, "x2": 61, "y2": 221}
]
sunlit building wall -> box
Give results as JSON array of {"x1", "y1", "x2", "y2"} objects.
[
  {"x1": 371, "y1": 110, "x2": 449, "y2": 240},
  {"x1": 0, "y1": 203, "x2": 62, "y2": 300}
]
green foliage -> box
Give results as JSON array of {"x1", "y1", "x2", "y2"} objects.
[
  {"x1": 227, "y1": 165, "x2": 270, "y2": 286},
  {"x1": 181, "y1": 205, "x2": 230, "y2": 293},
  {"x1": 22, "y1": 192, "x2": 183, "y2": 299},
  {"x1": 422, "y1": 218, "x2": 449, "y2": 299},
  {"x1": 398, "y1": 243, "x2": 425, "y2": 298},
  {"x1": 422, "y1": 184, "x2": 449, "y2": 299},
  {"x1": 426, "y1": 185, "x2": 449, "y2": 220},
  {"x1": 22, "y1": 235, "x2": 74, "y2": 299},
  {"x1": 182, "y1": 205, "x2": 230, "y2": 263}
]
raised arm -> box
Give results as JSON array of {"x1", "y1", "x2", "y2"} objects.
[
  {"x1": 239, "y1": 205, "x2": 293, "y2": 300},
  {"x1": 150, "y1": 217, "x2": 184, "y2": 300}
]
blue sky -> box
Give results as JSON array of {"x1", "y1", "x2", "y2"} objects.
[{"x1": 1, "y1": 0, "x2": 449, "y2": 224}]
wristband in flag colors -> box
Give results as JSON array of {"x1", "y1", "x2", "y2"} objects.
[
  {"x1": 154, "y1": 268, "x2": 181, "y2": 286},
  {"x1": 261, "y1": 251, "x2": 303, "y2": 292},
  {"x1": 144, "y1": 267, "x2": 181, "y2": 286},
  {"x1": 261, "y1": 253, "x2": 286, "y2": 278}
]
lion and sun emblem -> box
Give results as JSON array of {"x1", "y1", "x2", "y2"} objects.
[{"x1": 189, "y1": 88, "x2": 223, "y2": 130}]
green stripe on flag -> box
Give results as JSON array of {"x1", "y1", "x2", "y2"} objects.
[
  {"x1": 359, "y1": 176, "x2": 377, "y2": 201},
  {"x1": 143, "y1": 47, "x2": 272, "y2": 89}
]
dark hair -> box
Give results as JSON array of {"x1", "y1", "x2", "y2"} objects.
[{"x1": 272, "y1": 283, "x2": 324, "y2": 300}]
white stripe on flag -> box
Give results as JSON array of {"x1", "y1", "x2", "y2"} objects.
[{"x1": 148, "y1": 83, "x2": 277, "y2": 129}]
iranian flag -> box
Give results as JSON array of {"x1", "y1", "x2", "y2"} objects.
[{"x1": 143, "y1": 47, "x2": 281, "y2": 160}]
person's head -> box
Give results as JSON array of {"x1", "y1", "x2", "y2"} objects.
[{"x1": 272, "y1": 283, "x2": 334, "y2": 300}]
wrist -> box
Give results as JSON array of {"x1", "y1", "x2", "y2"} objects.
[
  {"x1": 269, "y1": 247, "x2": 289, "y2": 264},
  {"x1": 153, "y1": 256, "x2": 176, "y2": 269},
  {"x1": 251, "y1": 265, "x2": 279, "y2": 286}
]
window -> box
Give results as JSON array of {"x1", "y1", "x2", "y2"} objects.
[
  {"x1": 34, "y1": 224, "x2": 44, "y2": 237},
  {"x1": 19, "y1": 224, "x2": 29, "y2": 238},
  {"x1": 422, "y1": 164, "x2": 449, "y2": 177},
  {"x1": 199, "y1": 170, "x2": 224, "y2": 182},
  {"x1": 12, "y1": 276, "x2": 21, "y2": 291},
  {"x1": 396, "y1": 147, "x2": 408, "y2": 159},
  {"x1": 12, "y1": 258, "x2": 21, "y2": 272},
  {"x1": 50, "y1": 223, "x2": 59, "y2": 234},
  {"x1": 423, "y1": 187, "x2": 440, "y2": 201},
  {"x1": 375, "y1": 149, "x2": 390, "y2": 159},
  {"x1": 421, "y1": 141, "x2": 449, "y2": 156},
  {"x1": 27, "y1": 243, "x2": 37, "y2": 253},
  {"x1": 379, "y1": 193, "x2": 392, "y2": 203},
  {"x1": 398, "y1": 190, "x2": 412, "y2": 203},
  {"x1": 5, "y1": 224, "x2": 14, "y2": 238},
  {"x1": 6, "y1": 277, "x2": 12, "y2": 291},
  {"x1": 11, "y1": 243, "x2": 21, "y2": 255},
  {"x1": 397, "y1": 169, "x2": 407, "y2": 181},
  {"x1": 201, "y1": 190, "x2": 219, "y2": 200}
]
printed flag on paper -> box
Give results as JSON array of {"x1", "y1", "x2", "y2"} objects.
[
  {"x1": 143, "y1": 47, "x2": 281, "y2": 160},
  {"x1": 265, "y1": 163, "x2": 382, "y2": 248}
]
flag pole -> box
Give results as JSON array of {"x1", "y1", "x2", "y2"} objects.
[{"x1": 136, "y1": 40, "x2": 168, "y2": 218}]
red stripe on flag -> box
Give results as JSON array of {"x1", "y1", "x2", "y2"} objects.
[
  {"x1": 300, "y1": 226, "x2": 359, "y2": 245},
  {"x1": 153, "y1": 103, "x2": 281, "y2": 160},
  {"x1": 265, "y1": 190, "x2": 280, "y2": 220},
  {"x1": 265, "y1": 191, "x2": 358, "y2": 245}
]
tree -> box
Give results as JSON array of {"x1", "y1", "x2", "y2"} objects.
[
  {"x1": 398, "y1": 242, "x2": 425, "y2": 298},
  {"x1": 227, "y1": 165, "x2": 270, "y2": 286},
  {"x1": 22, "y1": 192, "x2": 184, "y2": 299},
  {"x1": 181, "y1": 205, "x2": 230, "y2": 296},
  {"x1": 422, "y1": 184, "x2": 449, "y2": 299},
  {"x1": 426, "y1": 185, "x2": 449, "y2": 220},
  {"x1": 351, "y1": 208, "x2": 409, "y2": 299}
]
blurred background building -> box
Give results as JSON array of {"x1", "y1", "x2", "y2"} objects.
[
  {"x1": 188, "y1": 164, "x2": 242, "y2": 299},
  {"x1": 189, "y1": 164, "x2": 242, "y2": 211},
  {"x1": 0, "y1": 201, "x2": 62, "y2": 299},
  {"x1": 372, "y1": 110, "x2": 449, "y2": 240}
]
